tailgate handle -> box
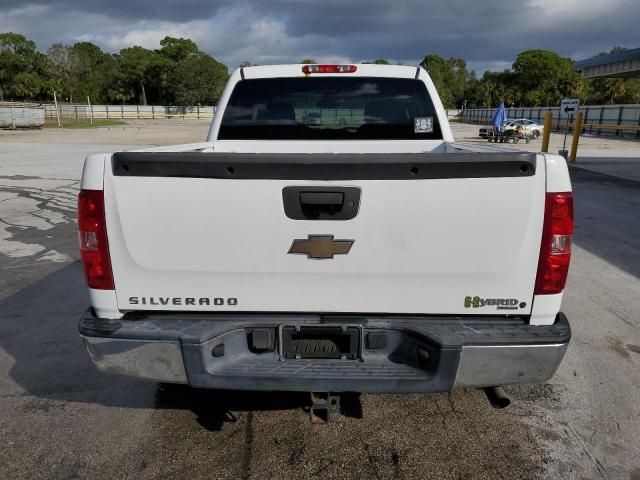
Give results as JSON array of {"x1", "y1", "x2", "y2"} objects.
[
  {"x1": 299, "y1": 192, "x2": 344, "y2": 218},
  {"x1": 299, "y1": 192, "x2": 344, "y2": 207},
  {"x1": 282, "y1": 187, "x2": 361, "y2": 221}
]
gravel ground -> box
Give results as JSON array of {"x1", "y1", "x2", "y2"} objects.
[{"x1": 0, "y1": 121, "x2": 639, "y2": 479}]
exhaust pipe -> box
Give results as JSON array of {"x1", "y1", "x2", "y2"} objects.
[{"x1": 483, "y1": 386, "x2": 511, "y2": 409}]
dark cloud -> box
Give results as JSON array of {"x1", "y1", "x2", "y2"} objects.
[
  {"x1": 0, "y1": 0, "x2": 226, "y2": 22},
  {"x1": 1, "y1": 0, "x2": 639, "y2": 70}
]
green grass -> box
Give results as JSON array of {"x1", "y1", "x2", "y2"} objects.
[{"x1": 45, "y1": 118, "x2": 127, "y2": 129}]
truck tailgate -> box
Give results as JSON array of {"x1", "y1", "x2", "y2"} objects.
[{"x1": 104, "y1": 152, "x2": 544, "y2": 315}]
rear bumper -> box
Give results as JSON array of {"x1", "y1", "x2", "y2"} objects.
[{"x1": 79, "y1": 311, "x2": 570, "y2": 393}]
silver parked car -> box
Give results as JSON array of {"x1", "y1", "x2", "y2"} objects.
[{"x1": 479, "y1": 119, "x2": 544, "y2": 139}]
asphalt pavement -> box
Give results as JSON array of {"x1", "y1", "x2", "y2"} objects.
[{"x1": 0, "y1": 123, "x2": 639, "y2": 479}]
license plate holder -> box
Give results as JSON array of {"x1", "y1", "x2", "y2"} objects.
[{"x1": 281, "y1": 326, "x2": 361, "y2": 360}]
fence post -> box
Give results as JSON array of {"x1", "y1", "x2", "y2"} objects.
[
  {"x1": 53, "y1": 91, "x2": 61, "y2": 127},
  {"x1": 87, "y1": 97, "x2": 93, "y2": 125},
  {"x1": 597, "y1": 107, "x2": 604, "y2": 135},
  {"x1": 121, "y1": 105, "x2": 124, "y2": 119},
  {"x1": 541, "y1": 111, "x2": 553, "y2": 153},
  {"x1": 616, "y1": 106, "x2": 624, "y2": 137},
  {"x1": 106, "y1": 105, "x2": 109, "y2": 119},
  {"x1": 583, "y1": 107, "x2": 589, "y2": 133},
  {"x1": 74, "y1": 104, "x2": 78, "y2": 125},
  {"x1": 137, "y1": 104, "x2": 140, "y2": 119},
  {"x1": 637, "y1": 113, "x2": 640, "y2": 139},
  {"x1": 152, "y1": 105, "x2": 155, "y2": 119},
  {"x1": 197, "y1": 105, "x2": 200, "y2": 119}
]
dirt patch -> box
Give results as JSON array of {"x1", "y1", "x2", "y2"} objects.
[
  {"x1": 245, "y1": 390, "x2": 544, "y2": 480},
  {"x1": 508, "y1": 383, "x2": 561, "y2": 404},
  {"x1": 626, "y1": 344, "x2": 640, "y2": 355},
  {"x1": 608, "y1": 337, "x2": 631, "y2": 359}
]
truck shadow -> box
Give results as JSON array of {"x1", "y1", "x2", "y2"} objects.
[
  {"x1": 0, "y1": 262, "x2": 354, "y2": 427},
  {"x1": 570, "y1": 167, "x2": 640, "y2": 281},
  {"x1": 154, "y1": 385, "x2": 362, "y2": 431}
]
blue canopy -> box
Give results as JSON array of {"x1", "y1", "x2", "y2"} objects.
[{"x1": 491, "y1": 103, "x2": 507, "y2": 133}]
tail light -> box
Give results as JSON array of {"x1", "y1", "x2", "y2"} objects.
[
  {"x1": 534, "y1": 192, "x2": 573, "y2": 295},
  {"x1": 302, "y1": 64, "x2": 357, "y2": 74},
  {"x1": 78, "y1": 189, "x2": 114, "y2": 290}
]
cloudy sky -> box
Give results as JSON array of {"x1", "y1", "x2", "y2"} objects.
[{"x1": 1, "y1": 0, "x2": 639, "y2": 73}]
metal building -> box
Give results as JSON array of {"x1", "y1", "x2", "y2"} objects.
[{"x1": 574, "y1": 48, "x2": 640, "y2": 78}]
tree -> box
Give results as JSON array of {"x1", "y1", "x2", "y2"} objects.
[
  {"x1": 465, "y1": 76, "x2": 493, "y2": 108},
  {"x1": 512, "y1": 50, "x2": 579, "y2": 106},
  {"x1": 0, "y1": 32, "x2": 37, "y2": 55},
  {"x1": 10, "y1": 72, "x2": 42, "y2": 98},
  {"x1": 421, "y1": 55, "x2": 452, "y2": 107},
  {"x1": 363, "y1": 59, "x2": 390, "y2": 64},
  {"x1": 156, "y1": 38, "x2": 229, "y2": 105},
  {"x1": 159, "y1": 37, "x2": 199, "y2": 63},
  {"x1": 446, "y1": 57, "x2": 469, "y2": 107},
  {"x1": 1, "y1": 32, "x2": 231, "y2": 105},
  {"x1": 170, "y1": 55, "x2": 228, "y2": 105},
  {"x1": 420, "y1": 55, "x2": 470, "y2": 108},
  {"x1": 300, "y1": 58, "x2": 317, "y2": 64},
  {"x1": 69, "y1": 42, "x2": 114, "y2": 103},
  {"x1": 0, "y1": 32, "x2": 49, "y2": 100},
  {"x1": 116, "y1": 46, "x2": 158, "y2": 104},
  {"x1": 46, "y1": 43, "x2": 73, "y2": 99}
]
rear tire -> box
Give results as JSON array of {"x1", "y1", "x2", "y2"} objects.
[{"x1": 532, "y1": 130, "x2": 540, "y2": 139}]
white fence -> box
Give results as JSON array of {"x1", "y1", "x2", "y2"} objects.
[
  {"x1": 460, "y1": 104, "x2": 640, "y2": 138},
  {"x1": 43, "y1": 104, "x2": 216, "y2": 120}
]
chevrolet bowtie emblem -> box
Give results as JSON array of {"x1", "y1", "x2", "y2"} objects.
[{"x1": 288, "y1": 235, "x2": 354, "y2": 259}]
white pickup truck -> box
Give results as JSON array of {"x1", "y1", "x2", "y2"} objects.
[{"x1": 78, "y1": 64, "x2": 572, "y2": 402}]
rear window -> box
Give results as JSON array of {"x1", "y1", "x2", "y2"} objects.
[{"x1": 218, "y1": 77, "x2": 442, "y2": 140}]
